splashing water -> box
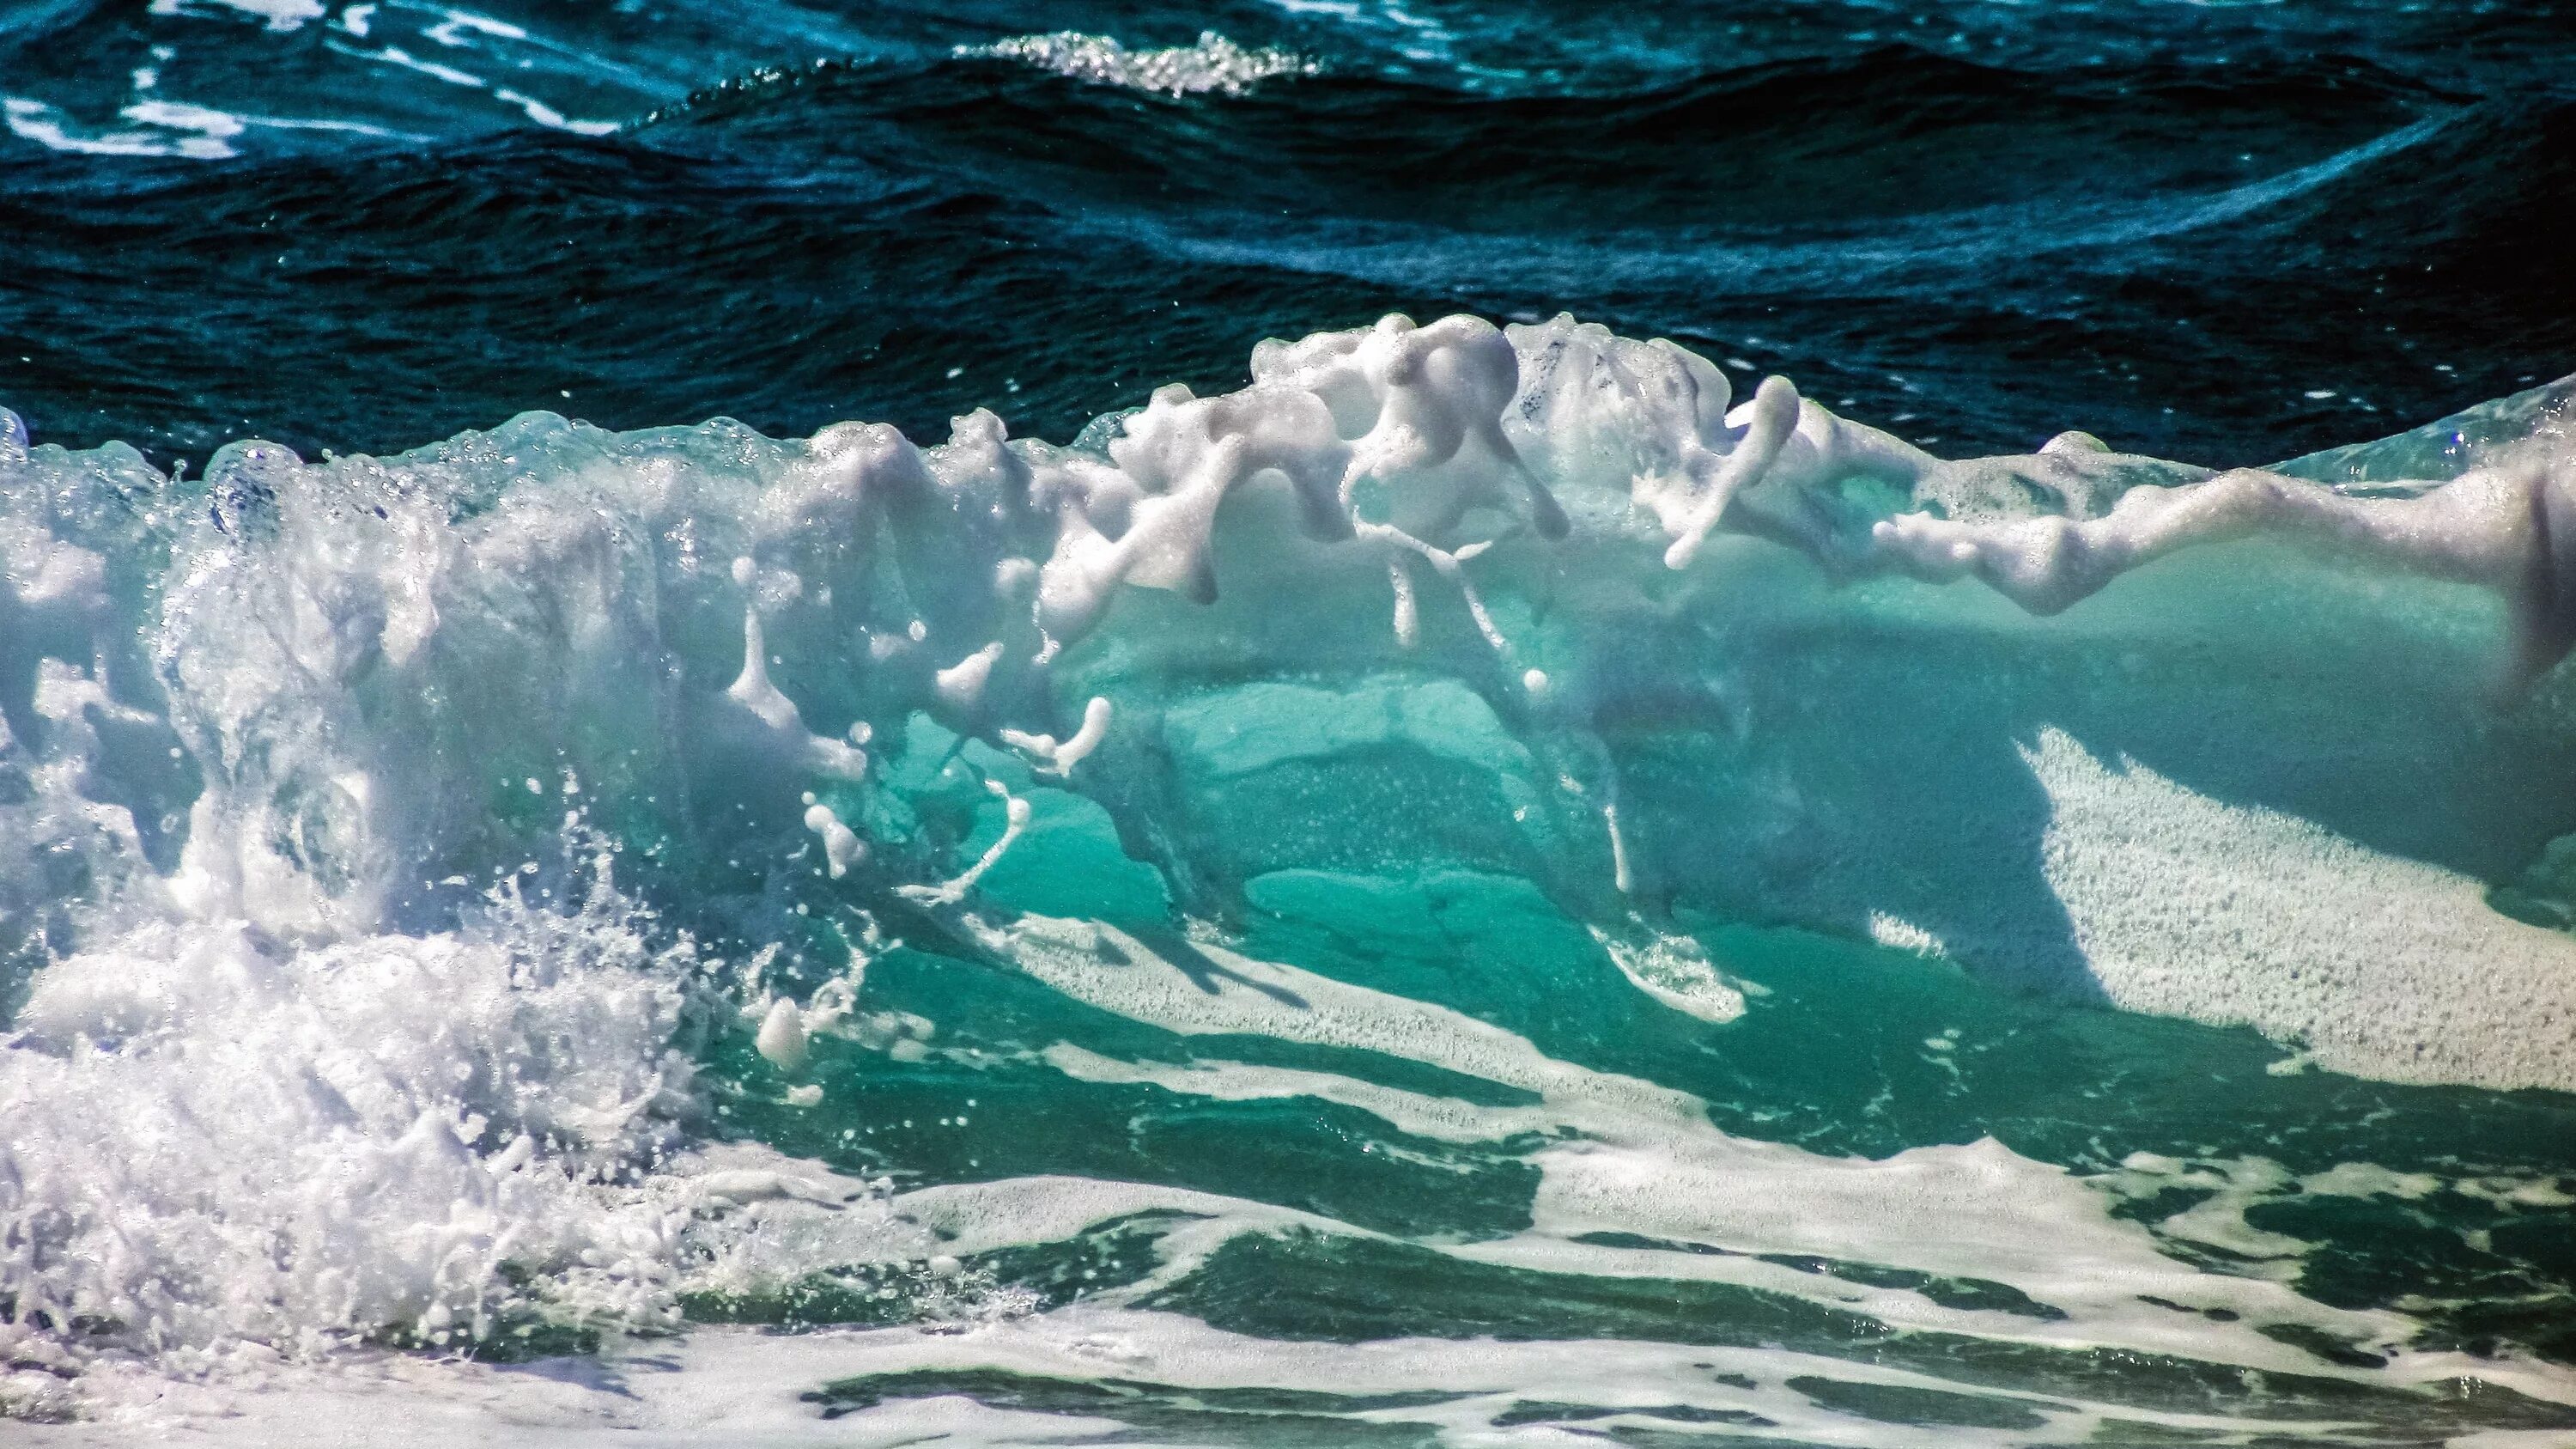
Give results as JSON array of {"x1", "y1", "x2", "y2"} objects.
[{"x1": 6, "y1": 308, "x2": 2576, "y2": 1442}]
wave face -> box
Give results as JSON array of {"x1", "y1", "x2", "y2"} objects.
[
  {"x1": 7, "y1": 2, "x2": 2576, "y2": 1444},
  {"x1": 6, "y1": 307, "x2": 2576, "y2": 1441}
]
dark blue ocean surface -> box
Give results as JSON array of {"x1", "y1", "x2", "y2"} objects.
[{"x1": 4, "y1": 0, "x2": 2571, "y2": 465}]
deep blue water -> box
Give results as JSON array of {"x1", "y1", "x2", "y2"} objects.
[{"x1": 5, "y1": 0, "x2": 2572, "y2": 466}]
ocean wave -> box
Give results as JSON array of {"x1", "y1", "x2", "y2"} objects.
[
  {"x1": 9, "y1": 0, "x2": 2576, "y2": 1438},
  {"x1": 6, "y1": 314, "x2": 2576, "y2": 1432},
  {"x1": 6, "y1": 314, "x2": 2573, "y2": 1078}
]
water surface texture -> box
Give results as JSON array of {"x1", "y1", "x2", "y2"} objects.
[{"x1": 5, "y1": 3, "x2": 2576, "y2": 1445}]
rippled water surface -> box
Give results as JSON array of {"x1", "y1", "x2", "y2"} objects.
[{"x1": 8, "y1": 0, "x2": 2573, "y2": 462}]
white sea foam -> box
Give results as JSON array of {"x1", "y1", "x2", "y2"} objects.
[
  {"x1": 150, "y1": 0, "x2": 326, "y2": 31},
  {"x1": 2, "y1": 94, "x2": 410, "y2": 159},
  {"x1": 5, "y1": 1308, "x2": 2408, "y2": 1448},
  {"x1": 2026, "y1": 728, "x2": 2576, "y2": 1091},
  {"x1": 3, "y1": 95, "x2": 236, "y2": 158},
  {"x1": 424, "y1": 9, "x2": 527, "y2": 47},
  {"x1": 1590, "y1": 922, "x2": 1748, "y2": 1022},
  {"x1": 340, "y1": 42, "x2": 620, "y2": 134},
  {"x1": 964, "y1": 31, "x2": 1317, "y2": 96},
  {"x1": 1867, "y1": 910, "x2": 1949, "y2": 957},
  {"x1": 0, "y1": 863, "x2": 700, "y2": 1421}
]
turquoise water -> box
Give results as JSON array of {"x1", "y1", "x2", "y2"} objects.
[{"x1": 6, "y1": 3, "x2": 2576, "y2": 1445}]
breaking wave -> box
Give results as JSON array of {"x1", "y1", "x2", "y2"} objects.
[{"x1": 6, "y1": 316, "x2": 2576, "y2": 1439}]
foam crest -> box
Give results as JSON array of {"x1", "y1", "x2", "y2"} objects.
[
  {"x1": 8, "y1": 314, "x2": 2575, "y2": 1062},
  {"x1": 964, "y1": 31, "x2": 1318, "y2": 97}
]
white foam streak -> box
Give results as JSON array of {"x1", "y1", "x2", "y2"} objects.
[
  {"x1": 341, "y1": 42, "x2": 621, "y2": 134},
  {"x1": 0, "y1": 1305, "x2": 2470, "y2": 1449},
  {"x1": 150, "y1": 0, "x2": 325, "y2": 31},
  {"x1": 964, "y1": 31, "x2": 1317, "y2": 97},
  {"x1": 4, "y1": 90, "x2": 416, "y2": 160},
  {"x1": 982, "y1": 914, "x2": 2567, "y2": 1397},
  {"x1": 4, "y1": 95, "x2": 235, "y2": 159}
]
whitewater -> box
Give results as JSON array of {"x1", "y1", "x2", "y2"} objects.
[{"x1": 6, "y1": 306, "x2": 2576, "y2": 1444}]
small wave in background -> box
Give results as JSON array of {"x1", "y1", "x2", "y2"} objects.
[{"x1": 1, "y1": 0, "x2": 2570, "y2": 466}]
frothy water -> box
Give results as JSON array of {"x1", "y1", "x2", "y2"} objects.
[{"x1": 958, "y1": 33, "x2": 1317, "y2": 98}]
